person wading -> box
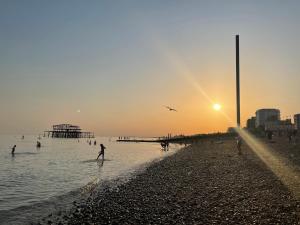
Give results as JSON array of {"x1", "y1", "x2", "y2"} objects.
[
  {"x1": 97, "y1": 144, "x2": 106, "y2": 160},
  {"x1": 11, "y1": 145, "x2": 16, "y2": 155}
]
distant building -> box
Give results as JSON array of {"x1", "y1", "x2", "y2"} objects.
[
  {"x1": 255, "y1": 109, "x2": 280, "y2": 128},
  {"x1": 227, "y1": 127, "x2": 236, "y2": 133},
  {"x1": 294, "y1": 114, "x2": 300, "y2": 130},
  {"x1": 265, "y1": 119, "x2": 294, "y2": 132},
  {"x1": 246, "y1": 117, "x2": 256, "y2": 130}
]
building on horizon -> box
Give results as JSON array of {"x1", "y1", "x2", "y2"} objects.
[
  {"x1": 227, "y1": 127, "x2": 236, "y2": 133},
  {"x1": 246, "y1": 116, "x2": 256, "y2": 130},
  {"x1": 265, "y1": 119, "x2": 294, "y2": 133},
  {"x1": 294, "y1": 114, "x2": 300, "y2": 130},
  {"x1": 255, "y1": 109, "x2": 280, "y2": 128}
]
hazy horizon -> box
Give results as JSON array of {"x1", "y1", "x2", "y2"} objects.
[{"x1": 1, "y1": 0, "x2": 300, "y2": 136}]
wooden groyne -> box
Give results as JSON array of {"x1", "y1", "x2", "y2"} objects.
[{"x1": 117, "y1": 132, "x2": 236, "y2": 144}]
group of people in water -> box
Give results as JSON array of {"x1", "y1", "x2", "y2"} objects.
[
  {"x1": 11, "y1": 136, "x2": 107, "y2": 161},
  {"x1": 11, "y1": 136, "x2": 41, "y2": 156},
  {"x1": 87, "y1": 139, "x2": 97, "y2": 146},
  {"x1": 160, "y1": 140, "x2": 169, "y2": 151}
]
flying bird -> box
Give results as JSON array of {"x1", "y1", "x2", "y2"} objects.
[{"x1": 164, "y1": 106, "x2": 177, "y2": 112}]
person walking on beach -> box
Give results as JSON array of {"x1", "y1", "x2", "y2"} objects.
[
  {"x1": 97, "y1": 144, "x2": 106, "y2": 160},
  {"x1": 11, "y1": 145, "x2": 16, "y2": 155},
  {"x1": 94, "y1": 140, "x2": 97, "y2": 145}
]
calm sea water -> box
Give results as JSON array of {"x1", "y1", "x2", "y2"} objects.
[{"x1": 0, "y1": 135, "x2": 180, "y2": 224}]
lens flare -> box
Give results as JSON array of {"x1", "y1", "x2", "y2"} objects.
[{"x1": 235, "y1": 127, "x2": 300, "y2": 199}]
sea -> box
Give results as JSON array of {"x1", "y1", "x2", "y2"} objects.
[{"x1": 0, "y1": 135, "x2": 180, "y2": 225}]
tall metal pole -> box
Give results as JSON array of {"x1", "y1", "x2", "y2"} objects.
[{"x1": 236, "y1": 35, "x2": 240, "y2": 127}]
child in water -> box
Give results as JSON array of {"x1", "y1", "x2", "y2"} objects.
[{"x1": 97, "y1": 144, "x2": 106, "y2": 160}]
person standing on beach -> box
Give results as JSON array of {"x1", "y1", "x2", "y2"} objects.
[
  {"x1": 11, "y1": 145, "x2": 16, "y2": 155},
  {"x1": 97, "y1": 144, "x2": 106, "y2": 160},
  {"x1": 236, "y1": 136, "x2": 242, "y2": 155}
]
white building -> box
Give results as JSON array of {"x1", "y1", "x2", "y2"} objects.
[
  {"x1": 255, "y1": 109, "x2": 280, "y2": 128},
  {"x1": 294, "y1": 114, "x2": 300, "y2": 130},
  {"x1": 265, "y1": 119, "x2": 294, "y2": 132}
]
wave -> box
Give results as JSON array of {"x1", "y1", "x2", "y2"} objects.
[
  {"x1": 12, "y1": 152, "x2": 38, "y2": 155},
  {"x1": 80, "y1": 159, "x2": 112, "y2": 163}
]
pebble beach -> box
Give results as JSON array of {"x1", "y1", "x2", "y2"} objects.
[{"x1": 38, "y1": 138, "x2": 300, "y2": 225}]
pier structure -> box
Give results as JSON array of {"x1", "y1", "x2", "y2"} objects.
[{"x1": 44, "y1": 124, "x2": 94, "y2": 138}]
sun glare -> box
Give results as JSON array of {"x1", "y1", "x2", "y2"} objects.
[{"x1": 213, "y1": 103, "x2": 221, "y2": 111}]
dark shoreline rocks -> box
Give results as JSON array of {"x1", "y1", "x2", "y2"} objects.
[{"x1": 38, "y1": 139, "x2": 300, "y2": 224}]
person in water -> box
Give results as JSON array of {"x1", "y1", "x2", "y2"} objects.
[
  {"x1": 94, "y1": 140, "x2": 97, "y2": 145},
  {"x1": 97, "y1": 144, "x2": 106, "y2": 160},
  {"x1": 11, "y1": 145, "x2": 16, "y2": 155},
  {"x1": 160, "y1": 141, "x2": 169, "y2": 151},
  {"x1": 36, "y1": 141, "x2": 41, "y2": 148}
]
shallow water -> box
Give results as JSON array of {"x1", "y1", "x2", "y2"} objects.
[{"x1": 0, "y1": 135, "x2": 180, "y2": 224}]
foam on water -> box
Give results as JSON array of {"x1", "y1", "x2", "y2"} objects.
[{"x1": 0, "y1": 135, "x2": 180, "y2": 224}]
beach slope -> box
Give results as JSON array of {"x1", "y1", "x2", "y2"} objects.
[{"x1": 44, "y1": 139, "x2": 300, "y2": 224}]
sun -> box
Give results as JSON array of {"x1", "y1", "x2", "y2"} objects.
[{"x1": 213, "y1": 103, "x2": 221, "y2": 111}]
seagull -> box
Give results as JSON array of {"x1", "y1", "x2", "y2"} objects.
[{"x1": 164, "y1": 106, "x2": 177, "y2": 112}]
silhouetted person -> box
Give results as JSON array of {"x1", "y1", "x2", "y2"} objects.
[
  {"x1": 267, "y1": 131, "x2": 273, "y2": 140},
  {"x1": 36, "y1": 141, "x2": 41, "y2": 148},
  {"x1": 288, "y1": 132, "x2": 292, "y2": 143},
  {"x1": 236, "y1": 136, "x2": 242, "y2": 155},
  {"x1": 89, "y1": 140, "x2": 92, "y2": 145},
  {"x1": 161, "y1": 141, "x2": 168, "y2": 151},
  {"x1": 94, "y1": 140, "x2": 97, "y2": 145},
  {"x1": 11, "y1": 145, "x2": 16, "y2": 155},
  {"x1": 97, "y1": 144, "x2": 106, "y2": 160}
]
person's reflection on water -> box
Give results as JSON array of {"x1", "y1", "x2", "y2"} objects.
[{"x1": 97, "y1": 158, "x2": 104, "y2": 167}]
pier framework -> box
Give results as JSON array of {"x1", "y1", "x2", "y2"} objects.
[{"x1": 44, "y1": 124, "x2": 94, "y2": 138}]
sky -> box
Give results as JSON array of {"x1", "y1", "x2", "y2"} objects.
[{"x1": 1, "y1": 0, "x2": 300, "y2": 136}]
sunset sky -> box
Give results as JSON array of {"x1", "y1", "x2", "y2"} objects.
[{"x1": 1, "y1": 0, "x2": 300, "y2": 136}]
